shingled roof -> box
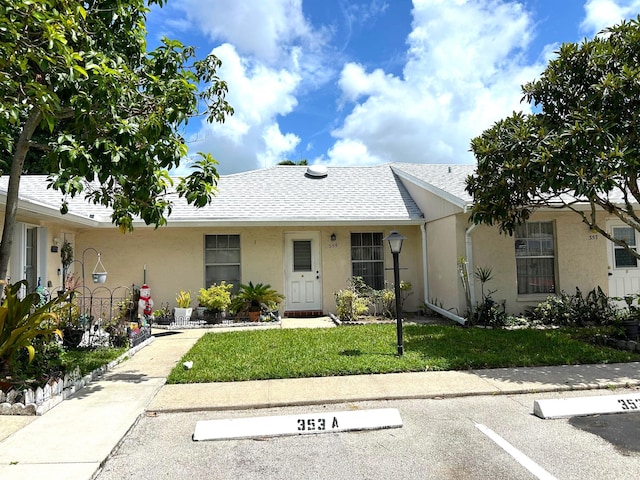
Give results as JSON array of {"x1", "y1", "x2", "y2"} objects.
[{"x1": 1, "y1": 163, "x2": 480, "y2": 226}]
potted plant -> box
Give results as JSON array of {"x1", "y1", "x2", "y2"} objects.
[
  {"x1": 197, "y1": 282, "x2": 233, "y2": 324},
  {"x1": 230, "y1": 282, "x2": 284, "y2": 322},
  {"x1": 152, "y1": 303, "x2": 172, "y2": 325},
  {"x1": 621, "y1": 295, "x2": 640, "y2": 341},
  {"x1": 174, "y1": 290, "x2": 193, "y2": 323}
]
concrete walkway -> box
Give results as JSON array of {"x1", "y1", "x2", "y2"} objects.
[{"x1": 1, "y1": 317, "x2": 640, "y2": 480}]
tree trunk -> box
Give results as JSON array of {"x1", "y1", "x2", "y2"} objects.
[{"x1": 0, "y1": 107, "x2": 42, "y2": 282}]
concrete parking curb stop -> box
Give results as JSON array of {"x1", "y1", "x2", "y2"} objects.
[{"x1": 1, "y1": 318, "x2": 639, "y2": 480}]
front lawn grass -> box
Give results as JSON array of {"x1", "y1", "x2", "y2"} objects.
[
  {"x1": 62, "y1": 347, "x2": 128, "y2": 375},
  {"x1": 166, "y1": 324, "x2": 640, "y2": 384}
]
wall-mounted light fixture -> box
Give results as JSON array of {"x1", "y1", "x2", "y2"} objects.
[
  {"x1": 330, "y1": 233, "x2": 337, "y2": 242},
  {"x1": 51, "y1": 237, "x2": 61, "y2": 253}
]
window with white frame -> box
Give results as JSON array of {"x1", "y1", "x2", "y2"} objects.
[
  {"x1": 205, "y1": 235, "x2": 241, "y2": 290},
  {"x1": 514, "y1": 222, "x2": 556, "y2": 294},
  {"x1": 351, "y1": 232, "x2": 384, "y2": 290},
  {"x1": 612, "y1": 226, "x2": 638, "y2": 268}
]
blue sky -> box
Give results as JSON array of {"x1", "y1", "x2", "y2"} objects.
[{"x1": 146, "y1": 0, "x2": 640, "y2": 175}]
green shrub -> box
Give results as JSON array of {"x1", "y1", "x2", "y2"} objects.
[
  {"x1": 230, "y1": 282, "x2": 284, "y2": 314},
  {"x1": 197, "y1": 281, "x2": 233, "y2": 312},
  {"x1": 380, "y1": 289, "x2": 395, "y2": 318},
  {"x1": 1, "y1": 281, "x2": 66, "y2": 375},
  {"x1": 335, "y1": 289, "x2": 369, "y2": 321},
  {"x1": 526, "y1": 287, "x2": 617, "y2": 326}
]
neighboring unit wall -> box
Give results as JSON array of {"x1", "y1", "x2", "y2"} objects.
[
  {"x1": 470, "y1": 211, "x2": 610, "y2": 316},
  {"x1": 425, "y1": 215, "x2": 466, "y2": 316}
]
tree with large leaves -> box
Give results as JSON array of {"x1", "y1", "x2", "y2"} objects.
[
  {"x1": 0, "y1": 0, "x2": 233, "y2": 280},
  {"x1": 466, "y1": 17, "x2": 640, "y2": 257}
]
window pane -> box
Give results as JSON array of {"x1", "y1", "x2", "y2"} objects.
[
  {"x1": 615, "y1": 249, "x2": 637, "y2": 268},
  {"x1": 351, "y1": 233, "x2": 384, "y2": 289},
  {"x1": 293, "y1": 240, "x2": 312, "y2": 271},
  {"x1": 206, "y1": 265, "x2": 241, "y2": 289},
  {"x1": 514, "y1": 222, "x2": 555, "y2": 294},
  {"x1": 205, "y1": 235, "x2": 241, "y2": 287},
  {"x1": 228, "y1": 235, "x2": 240, "y2": 248},
  {"x1": 517, "y1": 258, "x2": 555, "y2": 294},
  {"x1": 613, "y1": 227, "x2": 635, "y2": 246}
]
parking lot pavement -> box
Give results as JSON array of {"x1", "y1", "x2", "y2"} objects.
[{"x1": 96, "y1": 388, "x2": 640, "y2": 480}]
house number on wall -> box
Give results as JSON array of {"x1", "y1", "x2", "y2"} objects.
[{"x1": 589, "y1": 234, "x2": 598, "y2": 240}]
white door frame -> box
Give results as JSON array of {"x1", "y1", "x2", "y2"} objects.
[
  {"x1": 9, "y1": 222, "x2": 48, "y2": 294},
  {"x1": 284, "y1": 231, "x2": 322, "y2": 312},
  {"x1": 606, "y1": 220, "x2": 640, "y2": 304}
]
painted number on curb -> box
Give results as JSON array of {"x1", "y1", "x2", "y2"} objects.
[
  {"x1": 618, "y1": 399, "x2": 640, "y2": 410},
  {"x1": 297, "y1": 417, "x2": 339, "y2": 431}
]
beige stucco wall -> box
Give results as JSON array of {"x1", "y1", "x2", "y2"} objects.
[
  {"x1": 72, "y1": 224, "x2": 425, "y2": 315},
  {"x1": 468, "y1": 210, "x2": 610, "y2": 315},
  {"x1": 0, "y1": 203, "x2": 617, "y2": 320},
  {"x1": 424, "y1": 215, "x2": 468, "y2": 315}
]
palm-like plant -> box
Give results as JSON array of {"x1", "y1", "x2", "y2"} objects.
[
  {"x1": 230, "y1": 282, "x2": 284, "y2": 314},
  {"x1": 1, "y1": 281, "x2": 66, "y2": 376}
]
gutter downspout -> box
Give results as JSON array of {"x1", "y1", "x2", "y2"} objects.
[
  {"x1": 421, "y1": 223, "x2": 428, "y2": 304},
  {"x1": 421, "y1": 222, "x2": 467, "y2": 326}
]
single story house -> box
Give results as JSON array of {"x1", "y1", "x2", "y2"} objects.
[{"x1": 0, "y1": 163, "x2": 635, "y2": 322}]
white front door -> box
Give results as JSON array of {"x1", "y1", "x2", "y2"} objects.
[
  {"x1": 607, "y1": 221, "x2": 640, "y2": 303},
  {"x1": 284, "y1": 231, "x2": 322, "y2": 312}
]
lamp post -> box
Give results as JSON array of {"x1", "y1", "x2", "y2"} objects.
[{"x1": 384, "y1": 231, "x2": 406, "y2": 356}]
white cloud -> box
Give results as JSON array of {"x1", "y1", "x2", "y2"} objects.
[
  {"x1": 169, "y1": 0, "x2": 318, "y2": 64},
  {"x1": 327, "y1": 0, "x2": 544, "y2": 165},
  {"x1": 582, "y1": 0, "x2": 640, "y2": 34},
  {"x1": 186, "y1": 43, "x2": 302, "y2": 172},
  {"x1": 258, "y1": 124, "x2": 301, "y2": 168},
  {"x1": 158, "y1": 0, "x2": 594, "y2": 173}
]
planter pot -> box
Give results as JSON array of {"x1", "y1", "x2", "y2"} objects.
[
  {"x1": 92, "y1": 272, "x2": 107, "y2": 284},
  {"x1": 249, "y1": 310, "x2": 260, "y2": 322},
  {"x1": 63, "y1": 327, "x2": 85, "y2": 348},
  {"x1": 622, "y1": 320, "x2": 639, "y2": 341},
  {"x1": 204, "y1": 310, "x2": 225, "y2": 324},
  {"x1": 174, "y1": 307, "x2": 193, "y2": 323},
  {"x1": 155, "y1": 316, "x2": 171, "y2": 325}
]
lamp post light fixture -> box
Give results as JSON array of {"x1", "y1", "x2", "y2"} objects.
[{"x1": 384, "y1": 230, "x2": 406, "y2": 356}]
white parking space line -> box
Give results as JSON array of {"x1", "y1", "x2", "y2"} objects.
[{"x1": 475, "y1": 423, "x2": 557, "y2": 480}]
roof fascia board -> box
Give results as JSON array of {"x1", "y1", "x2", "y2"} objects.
[
  {"x1": 391, "y1": 166, "x2": 469, "y2": 209},
  {"x1": 150, "y1": 219, "x2": 427, "y2": 228},
  {"x1": 0, "y1": 194, "x2": 101, "y2": 227}
]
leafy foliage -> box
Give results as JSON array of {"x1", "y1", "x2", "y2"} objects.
[
  {"x1": 175, "y1": 290, "x2": 192, "y2": 308},
  {"x1": 0, "y1": 281, "x2": 65, "y2": 371},
  {"x1": 230, "y1": 282, "x2": 284, "y2": 314},
  {"x1": 527, "y1": 287, "x2": 618, "y2": 327},
  {"x1": 466, "y1": 17, "x2": 640, "y2": 259},
  {"x1": 334, "y1": 289, "x2": 369, "y2": 321},
  {"x1": 0, "y1": 0, "x2": 233, "y2": 278},
  {"x1": 197, "y1": 282, "x2": 233, "y2": 312}
]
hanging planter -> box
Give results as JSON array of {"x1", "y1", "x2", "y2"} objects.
[{"x1": 91, "y1": 253, "x2": 107, "y2": 284}]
